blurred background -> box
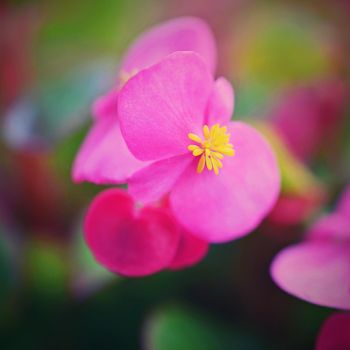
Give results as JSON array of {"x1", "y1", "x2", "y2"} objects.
[{"x1": 0, "y1": 0, "x2": 349, "y2": 349}]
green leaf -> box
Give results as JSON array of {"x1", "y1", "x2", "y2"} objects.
[{"x1": 145, "y1": 305, "x2": 263, "y2": 350}]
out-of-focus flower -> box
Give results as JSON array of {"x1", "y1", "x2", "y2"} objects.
[
  {"x1": 84, "y1": 189, "x2": 208, "y2": 277},
  {"x1": 271, "y1": 80, "x2": 347, "y2": 162},
  {"x1": 256, "y1": 123, "x2": 326, "y2": 226},
  {"x1": 118, "y1": 51, "x2": 280, "y2": 242},
  {"x1": 271, "y1": 186, "x2": 350, "y2": 310},
  {"x1": 72, "y1": 16, "x2": 216, "y2": 184},
  {"x1": 315, "y1": 313, "x2": 350, "y2": 350},
  {"x1": 0, "y1": 5, "x2": 39, "y2": 108}
]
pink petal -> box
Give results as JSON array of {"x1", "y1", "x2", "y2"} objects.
[
  {"x1": 308, "y1": 213, "x2": 350, "y2": 242},
  {"x1": 169, "y1": 230, "x2": 209, "y2": 270},
  {"x1": 84, "y1": 189, "x2": 180, "y2": 277},
  {"x1": 337, "y1": 185, "x2": 350, "y2": 218},
  {"x1": 92, "y1": 89, "x2": 118, "y2": 120},
  {"x1": 121, "y1": 17, "x2": 217, "y2": 75},
  {"x1": 128, "y1": 154, "x2": 192, "y2": 204},
  {"x1": 118, "y1": 51, "x2": 213, "y2": 161},
  {"x1": 205, "y1": 77, "x2": 234, "y2": 125},
  {"x1": 271, "y1": 242, "x2": 350, "y2": 310},
  {"x1": 72, "y1": 117, "x2": 146, "y2": 184},
  {"x1": 316, "y1": 313, "x2": 350, "y2": 350},
  {"x1": 170, "y1": 122, "x2": 280, "y2": 242}
]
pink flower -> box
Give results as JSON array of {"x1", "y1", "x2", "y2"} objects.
[
  {"x1": 271, "y1": 185, "x2": 350, "y2": 310},
  {"x1": 118, "y1": 51, "x2": 280, "y2": 242},
  {"x1": 272, "y1": 80, "x2": 346, "y2": 161},
  {"x1": 316, "y1": 313, "x2": 350, "y2": 350},
  {"x1": 72, "y1": 17, "x2": 216, "y2": 184},
  {"x1": 84, "y1": 188, "x2": 208, "y2": 277}
]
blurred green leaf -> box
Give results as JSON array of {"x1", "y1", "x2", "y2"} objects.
[
  {"x1": 144, "y1": 304, "x2": 263, "y2": 350},
  {"x1": 3, "y1": 60, "x2": 115, "y2": 150}
]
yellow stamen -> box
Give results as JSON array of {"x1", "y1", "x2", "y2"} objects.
[{"x1": 187, "y1": 124, "x2": 235, "y2": 175}]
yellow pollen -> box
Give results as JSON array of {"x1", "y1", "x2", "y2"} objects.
[{"x1": 187, "y1": 124, "x2": 235, "y2": 175}]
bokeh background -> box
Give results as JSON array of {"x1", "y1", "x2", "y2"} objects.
[{"x1": 0, "y1": 0, "x2": 349, "y2": 349}]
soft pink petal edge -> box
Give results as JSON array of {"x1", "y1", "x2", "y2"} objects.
[
  {"x1": 72, "y1": 117, "x2": 146, "y2": 184},
  {"x1": 271, "y1": 242, "x2": 350, "y2": 310}
]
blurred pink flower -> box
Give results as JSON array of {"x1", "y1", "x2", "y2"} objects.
[
  {"x1": 272, "y1": 80, "x2": 347, "y2": 161},
  {"x1": 84, "y1": 188, "x2": 208, "y2": 277},
  {"x1": 271, "y1": 185, "x2": 350, "y2": 309},
  {"x1": 118, "y1": 51, "x2": 280, "y2": 242},
  {"x1": 316, "y1": 313, "x2": 350, "y2": 350},
  {"x1": 72, "y1": 16, "x2": 217, "y2": 184}
]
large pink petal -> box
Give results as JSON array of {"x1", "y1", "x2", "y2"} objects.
[
  {"x1": 84, "y1": 189, "x2": 180, "y2": 277},
  {"x1": 316, "y1": 313, "x2": 350, "y2": 350},
  {"x1": 128, "y1": 154, "x2": 192, "y2": 204},
  {"x1": 72, "y1": 117, "x2": 146, "y2": 184},
  {"x1": 120, "y1": 17, "x2": 217, "y2": 75},
  {"x1": 337, "y1": 185, "x2": 350, "y2": 218},
  {"x1": 170, "y1": 122, "x2": 280, "y2": 242},
  {"x1": 118, "y1": 52, "x2": 213, "y2": 161},
  {"x1": 169, "y1": 230, "x2": 209, "y2": 270},
  {"x1": 271, "y1": 242, "x2": 350, "y2": 310},
  {"x1": 205, "y1": 77, "x2": 234, "y2": 125}
]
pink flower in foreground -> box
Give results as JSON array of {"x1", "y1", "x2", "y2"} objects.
[
  {"x1": 72, "y1": 17, "x2": 216, "y2": 184},
  {"x1": 316, "y1": 313, "x2": 350, "y2": 350},
  {"x1": 118, "y1": 51, "x2": 280, "y2": 242},
  {"x1": 84, "y1": 188, "x2": 208, "y2": 277},
  {"x1": 271, "y1": 185, "x2": 350, "y2": 310}
]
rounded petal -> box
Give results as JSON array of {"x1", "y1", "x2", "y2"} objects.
[
  {"x1": 121, "y1": 16, "x2": 217, "y2": 75},
  {"x1": 205, "y1": 77, "x2": 234, "y2": 125},
  {"x1": 271, "y1": 242, "x2": 350, "y2": 310},
  {"x1": 84, "y1": 189, "x2": 180, "y2": 277},
  {"x1": 72, "y1": 118, "x2": 147, "y2": 184},
  {"x1": 170, "y1": 122, "x2": 280, "y2": 242},
  {"x1": 128, "y1": 154, "x2": 192, "y2": 204},
  {"x1": 92, "y1": 89, "x2": 118, "y2": 120},
  {"x1": 316, "y1": 313, "x2": 350, "y2": 350},
  {"x1": 118, "y1": 52, "x2": 213, "y2": 161},
  {"x1": 169, "y1": 231, "x2": 209, "y2": 270}
]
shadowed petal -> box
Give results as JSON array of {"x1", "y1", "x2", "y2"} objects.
[
  {"x1": 316, "y1": 313, "x2": 350, "y2": 350},
  {"x1": 84, "y1": 189, "x2": 180, "y2": 277},
  {"x1": 128, "y1": 154, "x2": 192, "y2": 204},
  {"x1": 72, "y1": 118, "x2": 146, "y2": 184}
]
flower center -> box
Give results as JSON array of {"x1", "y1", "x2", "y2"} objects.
[{"x1": 188, "y1": 124, "x2": 235, "y2": 175}]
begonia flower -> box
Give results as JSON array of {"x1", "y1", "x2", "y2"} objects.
[
  {"x1": 84, "y1": 188, "x2": 208, "y2": 277},
  {"x1": 316, "y1": 313, "x2": 350, "y2": 350},
  {"x1": 72, "y1": 17, "x2": 216, "y2": 184},
  {"x1": 271, "y1": 186, "x2": 350, "y2": 310},
  {"x1": 118, "y1": 51, "x2": 280, "y2": 242}
]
